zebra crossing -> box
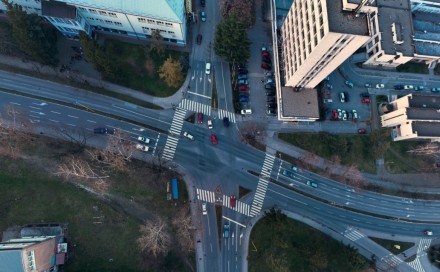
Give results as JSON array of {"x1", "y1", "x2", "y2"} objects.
[
  {"x1": 162, "y1": 108, "x2": 187, "y2": 161},
  {"x1": 249, "y1": 154, "x2": 276, "y2": 217},
  {"x1": 417, "y1": 239, "x2": 431, "y2": 253},
  {"x1": 179, "y1": 99, "x2": 211, "y2": 115},
  {"x1": 408, "y1": 257, "x2": 424, "y2": 272},
  {"x1": 381, "y1": 253, "x2": 403, "y2": 268},
  {"x1": 195, "y1": 188, "x2": 250, "y2": 216},
  {"x1": 343, "y1": 228, "x2": 364, "y2": 241},
  {"x1": 217, "y1": 109, "x2": 236, "y2": 123},
  {"x1": 223, "y1": 195, "x2": 250, "y2": 216}
]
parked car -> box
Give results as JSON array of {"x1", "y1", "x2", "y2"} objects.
[
  {"x1": 342, "y1": 110, "x2": 347, "y2": 121},
  {"x1": 415, "y1": 86, "x2": 424, "y2": 91},
  {"x1": 261, "y1": 63, "x2": 272, "y2": 70},
  {"x1": 339, "y1": 92, "x2": 346, "y2": 103},
  {"x1": 261, "y1": 51, "x2": 270, "y2": 58},
  {"x1": 348, "y1": 111, "x2": 353, "y2": 119},
  {"x1": 239, "y1": 85, "x2": 249, "y2": 91},
  {"x1": 352, "y1": 109, "x2": 358, "y2": 119},
  {"x1": 266, "y1": 109, "x2": 276, "y2": 115},
  {"x1": 238, "y1": 69, "x2": 248, "y2": 74},
  {"x1": 361, "y1": 97, "x2": 370, "y2": 104},
  {"x1": 135, "y1": 144, "x2": 149, "y2": 152},
  {"x1": 266, "y1": 103, "x2": 277, "y2": 109},
  {"x1": 205, "y1": 62, "x2": 211, "y2": 74},
  {"x1": 345, "y1": 80, "x2": 354, "y2": 88},
  {"x1": 266, "y1": 79, "x2": 274, "y2": 84},
  {"x1": 207, "y1": 119, "x2": 213, "y2": 129},
  {"x1": 404, "y1": 85, "x2": 414, "y2": 90},
  {"x1": 238, "y1": 74, "x2": 247, "y2": 80},
  {"x1": 282, "y1": 169, "x2": 294, "y2": 178},
  {"x1": 394, "y1": 84, "x2": 404, "y2": 90},
  {"x1": 200, "y1": 11, "x2": 206, "y2": 22},
  {"x1": 338, "y1": 109, "x2": 342, "y2": 119},
  {"x1": 265, "y1": 71, "x2": 273, "y2": 77},
  {"x1": 238, "y1": 79, "x2": 249, "y2": 85},
  {"x1": 307, "y1": 181, "x2": 318, "y2": 188},
  {"x1": 241, "y1": 109, "x2": 252, "y2": 115},
  {"x1": 197, "y1": 112, "x2": 203, "y2": 123},
  {"x1": 266, "y1": 97, "x2": 275, "y2": 102},
  {"x1": 239, "y1": 96, "x2": 248, "y2": 102},
  {"x1": 230, "y1": 195, "x2": 236, "y2": 207},
  {"x1": 358, "y1": 128, "x2": 366, "y2": 134},
  {"x1": 431, "y1": 87, "x2": 440, "y2": 92},
  {"x1": 425, "y1": 230, "x2": 433, "y2": 236},
  {"x1": 265, "y1": 84, "x2": 275, "y2": 90},
  {"x1": 200, "y1": 0, "x2": 205, "y2": 7},
  {"x1": 262, "y1": 57, "x2": 271, "y2": 64},
  {"x1": 265, "y1": 91, "x2": 275, "y2": 96},
  {"x1": 364, "y1": 83, "x2": 372, "y2": 88},
  {"x1": 210, "y1": 134, "x2": 218, "y2": 145},
  {"x1": 223, "y1": 117, "x2": 230, "y2": 127},
  {"x1": 137, "y1": 136, "x2": 150, "y2": 144},
  {"x1": 261, "y1": 46, "x2": 268, "y2": 52},
  {"x1": 94, "y1": 127, "x2": 116, "y2": 134},
  {"x1": 183, "y1": 132, "x2": 194, "y2": 140},
  {"x1": 331, "y1": 109, "x2": 338, "y2": 120},
  {"x1": 196, "y1": 34, "x2": 202, "y2": 45},
  {"x1": 202, "y1": 202, "x2": 207, "y2": 215},
  {"x1": 360, "y1": 92, "x2": 370, "y2": 98}
]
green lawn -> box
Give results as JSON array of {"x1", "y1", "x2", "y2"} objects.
[
  {"x1": 385, "y1": 141, "x2": 435, "y2": 173},
  {"x1": 249, "y1": 213, "x2": 370, "y2": 271},
  {"x1": 370, "y1": 237, "x2": 414, "y2": 255},
  {"x1": 396, "y1": 62, "x2": 429, "y2": 74},
  {"x1": 278, "y1": 132, "x2": 376, "y2": 173},
  {"x1": 0, "y1": 160, "x2": 140, "y2": 271},
  {"x1": 102, "y1": 39, "x2": 188, "y2": 97}
]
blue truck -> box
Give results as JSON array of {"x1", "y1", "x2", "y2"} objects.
[{"x1": 172, "y1": 178, "x2": 179, "y2": 201}]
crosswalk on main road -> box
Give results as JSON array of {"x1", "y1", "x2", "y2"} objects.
[
  {"x1": 179, "y1": 99, "x2": 211, "y2": 115},
  {"x1": 196, "y1": 188, "x2": 216, "y2": 203},
  {"x1": 418, "y1": 238, "x2": 431, "y2": 253},
  {"x1": 380, "y1": 253, "x2": 403, "y2": 268},
  {"x1": 223, "y1": 195, "x2": 250, "y2": 216},
  {"x1": 217, "y1": 109, "x2": 236, "y2": 123},
  {"x1": 162, "y1": 108, "x2": 187, "y2": 161},
  {"x1": 249, "y1": 154, "x2": 276, "y2": 217},
  {"x1": 343, "y1": 227, "x2": 364, "y2": 241},
  {"x1": 408, "y1": 257, "x2": 424, "y2": 272}
]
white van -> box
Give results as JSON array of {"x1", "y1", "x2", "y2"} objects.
[
  {"x1": 205, "y1": 62, "x2": 211, "y2": 75},
  {"x1": 241, "y1": 109, "x2": 252, "y2": 115}
]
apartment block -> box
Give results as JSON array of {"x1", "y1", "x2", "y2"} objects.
[
  {"x1": 381, "y1": 94, "x2": 440, "y2": 142},
  {"x1": 0, "y1": 0, "x2": 187, "y2": 45},
  {"x1": 280, "y1": 0, "x2": 371, "y2": 89}
]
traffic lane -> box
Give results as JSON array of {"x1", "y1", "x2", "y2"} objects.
[
  {"x1": 200, "y1": 203, "x2": 219, "y2": 271},
  {"x1": 215, "y1": 61, "x2": 233, "y2": 113},
  {"x1": 264, "y1": 184, "x2": 440, "y2": 238},
  {"x1": 222, "y1": 209, "x2": 242, "y2": 272}
]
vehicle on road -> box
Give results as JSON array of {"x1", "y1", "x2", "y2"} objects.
[
  {"x1": 432, "y1": 87, "x2": 440, "y2": 92},
  {"x1": 323, "y1": 98, "x2": 333, "y2": 103},
  {"x1": 361, "y1": 97, "x2": 370, "y2": 104},
  {"x1": 223, "y1": 117, "x2": 230, "y2": 127},
  {"x1": 224, "y1": 223, "x2": 229, "y2": 238},
  {"x1": 307, "y1": 181, "x2": 318, "y2": 188},
  {"x1": 364, "y1": 83, "x2": 372, "y2": 88},
  {"x1": 210, "y1": 134, "x2": 218, "y2": 145},
  {"x1": 266, "y1": 79, "x2": 274, "y2": 84},
  {"x1": 183, "y1": 132, "x2": 194, "y2": 140},
  {"x1": 265, "y1": 84, "x2": 275, "y2": 90},
  {"x1": 238, "y1": 74, "x2": 247, "y2": 80},
  {"x1": 239, "y1": 85, "x2": 249, "y2": 91},
  {"x1": 375, "y1": 84, "x2": 385, "y2": 89},
  {"x1": 239, "y1": 96, "x2": 248, "y2": 102},
  {"x1": 282, "y1": 169, "x2": 294, "y2": 178},
  {"x1": 241, "y1": 109, "x2": 252, "y2": 115},
  {"x1": 94, "y1": 127, "x2": 116, "y2": 135},
  {"x1": 196, "y1": 34, "x2": 202, "y2": 45},
  {"x1": 136, "y1": 144, "x2": 149, "y2": 152},
  {"x1": 200, "y1": 11, "x2": 206, "y2": 22},
  {"x1": 202, "y1": 203, "x2": 207, "y2": 215},
  {"x1": 265, "y1": 71, "x2": 273, "y2": 77},
  {"x1": 291, "y1": 165, "x2": 298, "y2": 172},
  {"x1": 425, "y1": 230, "x2": 433, "y2": 236},
  {"x1": 345, "y1": 80, "x2": 354, "y2": 88},
  {"x1": 404, "y1": 85, "x2": 414, "y2": 90},
  {"x1": 358, "y1": 128, "x2": 366, "y2": 134},
  {"x1": 230, "y1": 195, "x2": 236, "y2": 207},
  {"x1": 137, "y1": 136, "x2": 150, "y2": 144},
  {"x1": 261, "y1": 63, "x2": 272, "y2": 70},
  {"x1": 394, "y1": 84, "x2": 404, "y2": 90},
  {"x1": 207, "y1": 119, "x2": 213, "y2": 129},
  {"x1": 339, "y1": 92, "x2": 346, "y2": 103},
  {"x1": 266, "y1": 91, "x2": 275, "y2": 96},
  {"x1": 197, "y1": 112, "x2": 203, "y2": 123},
  {"x1": 205, "y1": 62, "x2": 211, "y2": 74},
  {"x1": 262, "y1": 51, "x2": 270, "y2": 58},
  {"x1": 238, "y1": 79, "x2": 249, "y2": 85},
  {"x1": 415, "y1": 86, "x2": 424, "y2": 91}
]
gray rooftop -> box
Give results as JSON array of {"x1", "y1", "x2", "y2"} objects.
[
  {"x1": 326, "y1": 0, "x2": 369, "y2": 35},
  {"x1": 408, "y1": 94, "x2": 440, "y2": 108},
  {"x1": 376, "y1": 0, "x2": 414, "y2": 56},
  {"x1": 281, "y1": 87, "x2": 320, "y2": 118},
  {"x1": 0, "y1": 250, "x2": 24, "y2": 272},
  {"x1": 412, "y1": 122, "x2": 440, "y2": 137},
  {"x1": 42, "y1": 1, "x2": 77, "y2": 19},
  {"x1": 406, "y1": 108, "x2": 440, "y2": 121}
]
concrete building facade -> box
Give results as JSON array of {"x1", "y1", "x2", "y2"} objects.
[{"x1": 381, "y1": 94, "x2": 440, "y2": 142}]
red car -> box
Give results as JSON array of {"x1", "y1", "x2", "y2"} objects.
[
  {"x1": 210, "y1": 134, "x2": 218, "y2": 145},
  {"x1": 261, "y1": 63, "x2": 272, "y2": 70},
  {"x1": 239, "y1": 85, "x2": 249, "y2": 91},
  {"x1": 196, "y1": 34, "x2": 202, "y2": 45},
  {"x1": 331, "y1": 109, "x2": 338, "y2": 120},
  {"x1": 198, "y1": 112, "x2": 203, "y2": 123},
  {"x1": 358, "y1": 128, "x2": 366, "y2": 134},
  {"x1": 362, "y1": 97, "x2": 370, "y2": 104},
  {"x1": 230, "y1": 195, "x2": 236, "y2": 207},
  {"x1": 261, "y1": 51, "x2": 270, "y2": 58}
]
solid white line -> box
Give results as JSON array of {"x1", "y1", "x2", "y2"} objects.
[
  {"x1": 222, "y1": 216, "x2": 246, "y2": 228},
  {"x1": 50, "y1": 111, "x2": 61, "y2": 114},
  {"x1": 186, "y1": 91, "x2": 211, "y2": 99},
  {"x1": 68, "y1": 115, "x2": 79, "y2": 118},
  {"x1": 29, "y1": 106, "x2": 41, "y2": 110},
  {"x1": 112, "y1": 105, "x2": 171, "y2": 125},
  {"x1": 86, "y1": 119, "x2": 96, "y2": 123}
]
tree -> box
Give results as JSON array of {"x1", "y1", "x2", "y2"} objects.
[
  {"x1": 220, "y1": 0, "x2": 255, "y2": 28},
  {"x1": 56, "y1": 155, "x2": 109, "y2": 186},
  {"x1": 137, "y1": 216, "x2": 171, "y2": 257},
  {"x1": 369, "y1": 129, "x2": 390, "y2": 159},
  {"x1": 159, "y1": 56, "x2": 184, "y2": 88},
  {"x1": 149, "y1": 29, "x2": 165, "y2": 55},
  {"x1": 407, "y1": 143, "x2": 440, "y2": 159},
  {"x1": 1, "y1": 0, "x2": 58, "y2": 65},
  {"x1": 172, "y1": 206, "x2": 194, "y2": 252},
  {"x1": 214, "y1": 14, "x2": 251, "y2": 64}
]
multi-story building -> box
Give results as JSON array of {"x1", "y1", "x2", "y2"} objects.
[
  {"x1": 0, "y1": 0, "x2": 187, "y2": 45},
  {"x1": 0, "y1": 0, "x2": 42, "y2": 15},
  {"x1": 381, "y1": 94, "x2": 440, "y2": 142}
]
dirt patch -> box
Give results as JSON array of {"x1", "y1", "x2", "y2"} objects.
[{"x1": 144, "y1": 58, "x2": 156, "y2": 77}]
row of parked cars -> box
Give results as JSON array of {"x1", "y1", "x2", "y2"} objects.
[
  {"x1": 331, "y1": 109, "x2": 358, "y2": 121},
  {"x1": 365, "y1": 83, "x2": 440, "y2": 92},
  {"x1": 261, "y1": 48, "x2": 277, "y2": 115}
]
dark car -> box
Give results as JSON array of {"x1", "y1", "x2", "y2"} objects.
[
  {"x1": 261, "y1": 63, "x2": 272, "y2": 70},
  {"x1": 266, "y1": 91, "x2": 275, "y2": 96},
  {"x1": 197, "y1": 112, "x2": 203, "y2": 123},
  {"x1": 94, "y1": 127, "x2": 115, "y2": 134},
  {"x1": 223, "y1": 117, "x2": 229, "y2": 127},
  {"x1": 394, "y1": 84, "x2": 404, "y2": 90},
  {"x1": 266, "y1": 103, "x2": 277, "y2": 109},
  {"x1": 196, "y1": 34, "x2": 202, "y2": 45},
  {"x1": 239, "y1": 96, "x2": 248, "y2": 102},
  {"x1": 238, "y1": 74, "x2": 247, "y2": 80},
  {"x1": 200, "y1": 0, "x2": 205, "y2": 7},
  {"x1": 265, "y1": 84, "x2": 275, "y2": 90},
  {"x1": 262, "y1": 57, "x2": 271, "y2": 64},
  {"x1": 266, "y1": 109, "x2": 276, "y2": 115},
  {"x1": 239, "y1": 85, "x2": 249, "y2": 91},
  {"x1": 360, "y1": 92, "x2": 370, "y2": 98},
  {"x1": 266, "y1": 97, "x2": 275, "y2": 102},
  {"x1": 358, "y1": 128, "x2": 366, "y2": 134},
  {"x1": 239, "y1": 92, "x2": 249, "y2": 97},
  {"x1": 238, "y1": 68, "x2": 248, "y2": 74}
]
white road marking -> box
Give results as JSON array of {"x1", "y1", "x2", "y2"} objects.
[
  {"x1": 87, "y1": 120, "x2": 96, "y2": 123},
  {"x1": 50, "y1": 111, "x2": 61, "y2": 114},
  {"x1": 68, "y1": 115, "x2": 79, "y2": 118}
]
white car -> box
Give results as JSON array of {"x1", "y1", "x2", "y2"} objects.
[
  {"x1": 137, "y1": 136, "x2": 150, "y2": 144},
  {"x1": 404, "y1": 85, "x2": 414, "y2": 89},
  {"x1": 205, "y1": 62, "x2": 211, "y2": 75},
  {"x1": 241, "y1": 109, "x2": 252, "y2": 115},
  {"x1": 375, "y1": 84, "x2": 385, "y2": 89},
  {"x1": 183, "y1": 132, "x2": 194, "y2": 140},
  {"x1": 207, "y1": 119, "x2": 213, "y2": 129},
  {"x1": 352, "y1": 109, "x2": 358, "y2": 119},
  {"x1": 136, "y1": 144, "x2": 149, "y2": 152},
  {"x1": 202, "y1": 203, "x2": 207, "y2": 215}
]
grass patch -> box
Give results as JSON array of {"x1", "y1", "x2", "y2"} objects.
[
  {"x1": 101, "y1": 39, "x2": 188, "y2": 97},
  {"x1": 211, "y1": 73, "x2": 218, "y2": 108},
  {"x1": 396, "y1": 62, "x2": 428, "y2": 74},
  {"x1": 385, "y1": 141, "x2": 437, "y2": 174},
  {"x1": 278, "y1": 132, "x2": 376, "y2": 173},
  {"x1": 249, "y1": 211, "x2": 371, "y2": 272},
  {"x1": 370, "y1": 237, "x2": 414, "y2": 255}
]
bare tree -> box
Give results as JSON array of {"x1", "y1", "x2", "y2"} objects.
[
  {"x1": 172, "y1": 206, "x2": 194, "y2": 252},
  {"x1": 52, "y1": 126, "x2": 93, "y2": 153},
  {"x1": 407, "y1": 143, "x2": 440, "y2": 159},
  {"x1": 137, "y1": 216, "x2": 171, "y2": 257},
  {"x1": 239, "y1": 122, "x2": 265, "y2": 144},
  {"x1": 342, "y1": 164, "x2": 366, "y2": 191}
]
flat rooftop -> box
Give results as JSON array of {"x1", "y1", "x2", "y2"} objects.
[
  {"x1": 326, "y1": 0, "x2": 369, "y2": 35},
  {"x1": 412, "y1": 122, "x2": 440, "y2": 137},
  {"x1": 413, "y1": 12, "x2": 440, "y2": 56},
  {"x1": 376, "y1": 0, "x2": 414, "y2": 56},
  {"x1": 281, "y1": 87, "x2": 320, "y2": 119},
  {"x1": 407, "y1": 108, "x2": 440, "y2": 121},
  {"x1": 408, "y1": 94, "x2": 440, "y2": 108}
]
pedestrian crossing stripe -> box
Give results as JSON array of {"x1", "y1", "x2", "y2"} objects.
[
  {"x1": 162, "y1": 108, "x2": 187, "y2": 161},
  {"x1": 217, "y1": 109, "x2": 236, "y2": 123},
  {"x1": 408, "y1": 257, "x2": 424, "y2": 272},
  {"x1": 249, "y1": 154, "x2": 276, "y2": 217},
  {"x1": 417, "y1": 238, "x2": 431, "y2": 253},
  {"x1": 179, "y1": 99, "x2": 211, "y2": 115},
  {"x1": 196, "y1": 188, "x2": 250, "y2": 216}
]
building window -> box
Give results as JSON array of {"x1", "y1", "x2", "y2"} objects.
[
  {"x1": 142, "y1": 26, "x2": 150, "y2": 33},
  {"x1": 89, "y1": 9, "x2": 97, "y2": 14},
  {"x1": 96, "y1": 18, "x2": 104, "y2": 23},
  {"x1": 115, "y1": 22, "x2": 122, "y2": 26},
  {"x1": 159, "y1": 29, "x2": 166, "y2": 33},
  {"x1": 165, "y1": 22, "x2": 173, "y2": 27},
  {"x1": 88, "y1": 17, "x2": 95, "y2": 21},
  {"x1": 99, "y1": 11, "x2": 107, "y2": 16},
  {"x1": 147, "y1": 19, "x2": 155, "y2": 24},
  {"x1": 105, "y1": 20, "x2": 113, "y2": 24},
  {"x1": 28, "y1": 251, "x2": 36, "y2": 270},
  {"x1": 138, "y1": 18, "x2": 146, "y2": 23},
  {"x1": 168, "y1": 31, "x2": 174, "y2": 34},
  {"x1": 34, "y1": 0, "x2": 40, "y2": 3},
  {"x1": 157, "y1": 21, "x2": 164, "y2": 25},
  {"x1": 78, "y1": 7, "x2": 87, "y2": 11},
  {"x1": 108, "y1": 12, "x2": 117, "y2": 18}
]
